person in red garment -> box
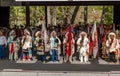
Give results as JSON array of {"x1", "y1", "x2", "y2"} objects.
[
  {"x1": 63, "y1": 25, "x2": 75, "y2": 63},
  {"x1": 89, "y1": 35, "x2": 93, "y2": 59}
]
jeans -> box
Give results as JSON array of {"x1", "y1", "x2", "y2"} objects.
[
  {"x1": 51, "y1": 49, "x2": 58, "y2": 61},
  {"x1": 109, "y1": 52, "x2": 117, "y2": 63},
  {"x1": 38, "y1": 55, "x2": 45, "y2": 61},
  {"x1": 0, "y1": 45, "x2": 5, "y2": 59}
]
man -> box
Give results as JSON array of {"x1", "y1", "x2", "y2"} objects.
[
  {"x1": 8, "y1": 30, "x2": 20, "y2": 61},
  {"x1": 21, "y1": 29, "x2": 32, "y2": 61},
  {"x1": 50, "y1": 31, "x2": 61, "y2": 62},
  {"x1": 77, "y1": 32, "x2": 89, "y2": 63},
  {"x1": 34, "y1": 31, "x2": 45, "y2": 63},
  {"x1": 106, "y1": 32, "x2": 119, "y2": 63},
  {"x1": 63, "y1": 26, "x2": 75, "y2": 63},
  {"x1": 0, "y1": 30, "x2": 7, "y2": 59}
]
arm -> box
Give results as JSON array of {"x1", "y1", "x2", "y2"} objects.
[
  {"x1": 77, "y1": 38, "x2": 81, "y2": 45},
  {"x1": 106, "y1": 40, "x2": 110, "y2": 48},
  {"x1": 4, "y1": 36, "x2": 7, "y2": 47}
]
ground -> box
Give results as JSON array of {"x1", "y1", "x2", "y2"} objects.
[{"x1": 0, "y1": 56, "x2": 120, "y2": 72}]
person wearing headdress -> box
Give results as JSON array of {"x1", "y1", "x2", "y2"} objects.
[
  {"x1": 63, "y1": 25, "x2": 75, "y2": 63},
  {"x1": 7, "y1": 30, "x2": 20, "y2": 61},
  {"x1": 34, "y1": 31, "x2": 45, "y2": 63},
  {"x1": 101, "y1": 35, "x2": 108, "y2": 59},
  {"x1": 0, "y1": 30, "x2": 7, "y2": 59},
  {"x1": 77, "y1": 32, "x2": 89, "y2": 63},
  {"x1": 50, "y1": 31, "x2": 61, "y2": 62},
  {"x1": 21, "y1": 29, "x2": 32, "y2": 61},
  {"x1": 106, "y1": 32, "x2": 119, "y2": 64}
]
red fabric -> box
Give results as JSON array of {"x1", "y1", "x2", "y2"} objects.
[
  {"x1": 89, "y1": 36, "x2": 93, "y2": 56},
  {"x1": 10, "y1": 42, "x2": 14, "y2": 54},
  {"x1": 17, "y1": 29, "x2": 22, "y2": 37},
  {"x1": 66, "y1": 25, "x2": 73, "y2": 56},
  {"x1": 67, "y1": 32, "x2": 72, "y2": 56}
]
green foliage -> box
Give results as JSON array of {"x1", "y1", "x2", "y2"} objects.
[
  {"x1": 104, "y1": 6, "x2": 114, "y2": 25},
  {"x1": 10, "y1": 6, "x2": 26, "y2": 28},
  {"x1": 9, "y1": 6, "x2": 114, "y2": 28}
]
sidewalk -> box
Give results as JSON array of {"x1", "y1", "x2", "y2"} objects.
[{"x1": 0, "y1": 70, "x2": 120, "y2": 76}]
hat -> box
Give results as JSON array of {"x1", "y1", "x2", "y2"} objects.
[
  {"x1": 35, "y1": 31, "x2": 41, "y2": 37},
  {"x1": 79, "y1": 31, "x2": 87, "y2": 37},
  {"x1": 51, "y1": 31, "x2": 57, "y2": 37},
  {"x1": 108, "y1": 32, "x2": 116, "y2": 38},
  {"x1": 24, "y1": 29, "x2": 30, "y2": 35}
]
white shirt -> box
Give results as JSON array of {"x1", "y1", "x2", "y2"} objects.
[
  {"x1": 77, "y1": 37, "x2": 89, "y2": 47},
  {"x1": 0, "y1": 36, "x2": 7, "y2": 45},
  {"x1": 50, "y1": 37, "x2": 61, "y2": 50},
  {"x1": 106, "y1": 38, "x2": 119, "y2": 52}
]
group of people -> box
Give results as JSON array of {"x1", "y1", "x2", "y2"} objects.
[{"x1": 0, "y1": 22, "x2": 119, "y2": 64}]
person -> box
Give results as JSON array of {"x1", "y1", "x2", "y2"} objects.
[
  {"x1": 106, "y1": 32, "x2": 119, "y2": 64},
  {"x1": 34, "y1": 31, "x2": 45, "y2": 63},
  {"x1": 21, "y1": 29, "x2": 32, "y2": 61},
  {"x1": 101, "y1": 35, "x2": 108, "y2": 59},
  {"x1": 77, "y1": 32, "x2": 89, "y2": 63},
  {"x1": 50, "y1": 31, "x2": 61, "y2": 62},
  {"x1": 0, "y1": 30, "x2": 7, "y2": 59},
  {"x1": 63, "y1": 26, "x2": 75, "y2": 63},
  {"x1": 7, "y1": 30, "x2": 20, "y2": 61},
  {"x1": 89, "y1": 35, "x2": 93, "y2": 59}
]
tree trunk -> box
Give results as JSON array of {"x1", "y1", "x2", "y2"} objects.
[
  {"x1": 47, "y1": 6, "x2": 51, "y2": 27},
  {"x1": 84, "y1": 6, "x2": 88, "y2": 25},
  {"x1": 52, "y1": 6, "x2": 57, "y2": 26},
  {"x1": 26, "y1": 2, "x2": 30, "y2": 27},
  {"x1": 100, "y1": 6, "x2": 106, "y2": 25},
  {"x1": 71, "y1": 6, "x2": 79, "y2": 24}
]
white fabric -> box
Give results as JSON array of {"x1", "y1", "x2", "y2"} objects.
[
  {"x1": 22, "y1": 35, "x2": 32, "y2": 49},
  {"x1": 77, "y1": 34, "x2": 89, "y2": 63},
  {"x1": 0, "y1": 36, "x2": 7, "y2": 45}
]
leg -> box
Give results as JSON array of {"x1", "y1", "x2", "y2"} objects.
[
  {"x1": 1, "y1": 45, "x2": 5, "y2": 59},
  {"x1": 84, "y1": 55, "x2": 88, "y2": 63},
  {"x1": 28, "y1": 49, "x2": 32, "y2": 59},
  {"x1": 23, "y1": 52, "x2": 27, "y2": 61},
  {"x1": 112, "y1": 52, "x2": 117, "y2": 63},
  {"x1": 80, "y1": 56, "x2": 83, "y2": 62},
  {"x1": 41, "y1": 55, "x2": 45, "y2": 62},
  {"x1": 51, "y1": 49, "x2": 55, "y2": 61},
  {"x1": 14, "y1": 50, "x2": 18, "y2": 61},
  {"x1": 0, "y1": 46, "x2": 2, "y2": 59},
  {"x1": 55, "y1": 50, "x2": 58, "y2": 61}
]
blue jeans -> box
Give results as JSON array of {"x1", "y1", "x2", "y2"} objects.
[
  {"x1": 0, "y1": 45, "x2": 5, "y2": 59},
  {"x1": 51, "y1": 49, "x2": 58, "y2": 61},
  {"x1": 38, "y1": 55, "x2": 45, "y2": 61}
]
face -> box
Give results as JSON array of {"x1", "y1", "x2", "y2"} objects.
[
  {"x1": 110, "y1": 35, "x2": 114, "y2": 39},
  {"x1": 81, "y1": 34, "x2": 85, "y2": 38},
  {"x1": 24, "y1": 32, "x2": 28, "y2": 36},
  {"x1": 0, "y1": 31, "x2": 3, "y2": 36},
  {"x1": 52, "y1": 32, "x2": 56, "y2": 38},
  {"x1": 37, "y1": 33, "x2": 41, "y2": 38}
]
